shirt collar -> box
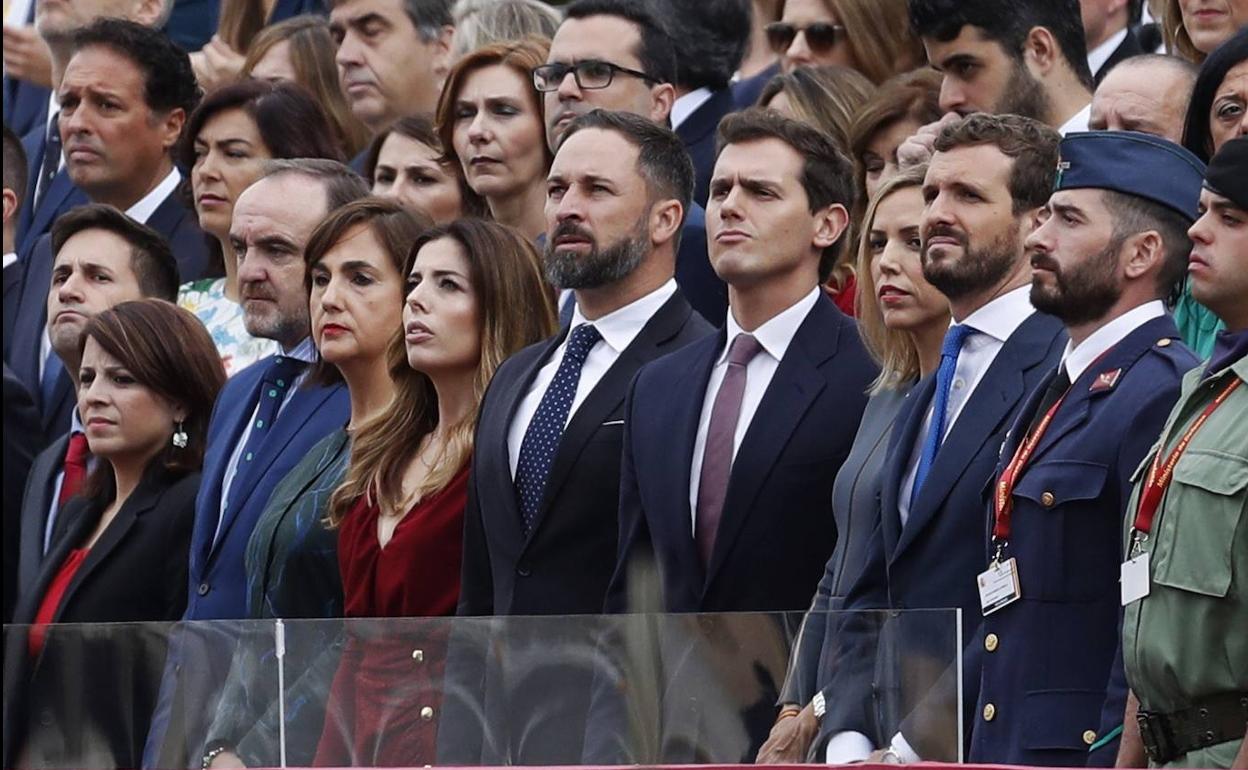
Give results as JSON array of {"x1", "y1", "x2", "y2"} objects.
[
  {"x1": 1087, "y1": 27, "x2": 1129, "y2": 77},
  {"x1": 70, "y1": 407, "x2": 84, "y2": 435},
  {"x1": 282, "y1": 336, "x2": 318, "y2": 362},
  {"x1": 125, "y1": 167, "x2": 181, "y2": 224},
  {"x1": 958, "y1": 284, "x2": 1034, "y2": 343},
  {"x1": 1059, "y1": 102, "x2": 1092, "y2": 136},
  {"x1": 3, "y1": 252, "x2": 16, "y2": 270},
  {"x1": 1205, "y1": 328, "x2": 1248, "y2": 378},
  {"x1": 671, "y1": 87, "x2": 714, "y2": 130},
  {"x1": 1061, "y1": 300, "x2": 1166, "y2": 382},
  {"x1": 721, "y1": 286, "x2": 820, "y2": 365},
  {"x1": 569, "y1": 278, "x2": 677, "y2": 354}
]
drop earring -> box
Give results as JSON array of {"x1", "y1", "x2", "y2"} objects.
[{"x1": 172, "y1": 421, "x2": 188, "y2": 448}]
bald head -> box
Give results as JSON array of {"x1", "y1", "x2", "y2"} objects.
[{"x1": 1089, "y1": 55, "x2": 1198, "y2": 142}]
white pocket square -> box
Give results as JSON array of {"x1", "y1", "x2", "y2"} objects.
[{"x1": 601, "y1": 419, "x2": 625, "y2": 426}]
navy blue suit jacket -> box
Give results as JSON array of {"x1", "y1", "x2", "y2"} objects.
[
  {"x1": 676, "y1": 87, "x2": 737, "y2": 210},
  {"x1": 676, "y1": 202, "x2": 727, "y2": 327},
  {"x1": 730, "y1": 62, "x2": 779, "y2": 111},
  {"x1": 15, "y1": 119, "x2": 87, "y2": 261},
  {"x1": 3, "y1": 77, "x2": 49, "y2": 142},
  {"x1": 817, "y1": 310, "x2": 1066, "y2": 761},
  {"x1": 969, "y1": 315, "x2": 1196, "y2": 766}
]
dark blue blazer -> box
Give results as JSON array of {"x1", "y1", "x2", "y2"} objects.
[
  {"x1": 676, "y1": 86, "x2": 737, "y2": 209},
  {"x1": 2, "y1": 77, "x2": 49, "y2": 142},
  {"x1": 676, "y1": 202, "x2": 727, "y2": 327},
  {"x1": 730, "y1": 62, "x2": 779, "y2": 111},
  {"x1": 608, "y1": 294, "x2": 877, "y2": 614},
  {"x1": 969, "y1": 315, "x2": 1196, "y2": 766},
  {"x1": 817, "y1": 310, "x2": 1067, "y2": 761},
  {"x1": 168, "y1": 0, "x2": 327, "y2": 52},
  {"x1": 15, "y1": 119, "x2": 87, "y2": 260}
]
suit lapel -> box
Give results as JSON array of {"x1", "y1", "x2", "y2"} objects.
[
  {"x1": 880, "y1": 376, "x2": 933, "y2": 555},
  {"x1": 40, "y1": 368, "x2": 73, "y2": 435},
  {"x1": 675, "y1": 87, "x2": 735, "y2": 147},
  {"x1": 20, "y1": 172, "x2": 81, "y2": 259},
  {"x1": 191, "y1": 373, "x2": 263, "y2": 572},
  {"x1": 704, "y1": 299, "x2": 835, "y2": 590}
]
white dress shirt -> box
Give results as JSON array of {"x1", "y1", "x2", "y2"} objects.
[
  {"x1": 507, "y1": 279, "x2": 677, "y2": 479},
  {"x1": 687, "y1": 287, "x2": 820, "y2": 532},
  {"x1": 1087, "y1": 27, "x2": 1129, "y2": 79},
  {"x1": 213, "y1": 336, "x2": 318, "y2": 544},
  {"x1": 1062, "y1": 300, "x2": 1166, "y2": 382},
  {"x1": 3, "y1": 251, "x2": 17, "y2": 270},
  {"x1": 1060, "y1": 102, "x2": 1092, "y2": 136},
  {"x1": 39, "y1": 167, "x2": 183, "y2": 382},
  {"x1": 671, "y1": 87, "x2": 713, "y2": 130},
  {"x1": 827, "y1": 285, "x2": 1035, "y2": 764}
]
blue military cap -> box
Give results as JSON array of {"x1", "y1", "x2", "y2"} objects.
[
  {"x1": 1054, "y1": 131, "x2": 1206, "y2": 221},
  {"x1": 1204, "y1": 136, "x2": 1248, "y2": 211}
]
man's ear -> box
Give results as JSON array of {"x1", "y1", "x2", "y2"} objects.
[
  {"x1": 649, "y1": 82, "x2": 676, "y2": 126},
  {"x1": 649, "y1": 197, "x2": 683, "y2": 248},
  {"x1": 1123, "y1": 229, "x2": 1165, "y2": 282},
  {"x1": 158, "y1": 107, "x2": 186, "y2": 154},
  {"x1": 431, "y1": 25, "x2": 456, "y2": 83},
  {"x1": 812, "y1": 203, "x2": 850, "y2": 250},
  {"x1": 3, "y1": 187, "x2": 18, "y2": 227},
  {"x1": 131, "y1": 0, "x2": 166, "y2": 28},
  {"x1": 1023, "y1": 25, "x2": 1061, "y2": 78}
]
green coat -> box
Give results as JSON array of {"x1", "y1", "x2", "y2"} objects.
[{"x1": 1122, "y1": 355, "x2": 1248, "y2": 768}]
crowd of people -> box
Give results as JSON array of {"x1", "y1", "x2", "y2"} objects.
[{"x1": 1, "y1": 0, "x2": 1246, "y2": 767}]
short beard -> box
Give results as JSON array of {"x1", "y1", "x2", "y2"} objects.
[
  {"x1": 996, "y1": 61, "x2": 1052, "y2": 123},
  {"x1": 1029, "y1": 238, "x2": 1123, "y2": 327},
  {"x1": 544, "y1": 216, "x2": 649, "y2": 290},
  {"x1": 242, "y1": 296, "x2": 310, "y2": 349},
  {"x1": 922, "y1": 221, "x2": 1021, "y2": 303}
]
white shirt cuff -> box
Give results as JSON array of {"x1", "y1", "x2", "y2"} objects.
[
  {"x1": 824, "y1": 730, "x2": 873, "y2": 763},
  {"x1": 890, "y1": 732, "x2": 921, "y2": 763}
]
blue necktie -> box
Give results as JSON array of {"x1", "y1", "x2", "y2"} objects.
[
  {"x1": 224, "y1": 355, "x2": 305, "y2": 509},
  {"x1": 514, "y1": 323, "x2": 601, "y2": 533},
  {"x1": 35, "y1": 111, "x2": 61, "y2": 210},
  {"x1": 40, "y1": 350, "x2": 65, "y2": 410},
  {"x1": 911, "y1": 324, "x2": 974, "y2": 502}
]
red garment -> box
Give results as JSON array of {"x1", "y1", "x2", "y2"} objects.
[
  {"x1": 27, "y1": 548, "x2": 89, "y2": 658},
  {"x1": 57, "y1": 432, "x2": 89, "y2": 507},
  {"x1": 313, "y1": 464, "x2": 468, "y2": 767},
  {"x1": 829, "y1": 273, "x2": 858, "y2": 317}
]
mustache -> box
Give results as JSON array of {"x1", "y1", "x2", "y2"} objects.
[
  {"x1": 550, "y1": 220, "x2": 595, "y2": 247},
  {"x1": 922, "y1": 223, "x2": 968, "y2": 247},
  {"x1": 240, "y1": 282, "x2": 276, "y2": 301},
  {"x1": 1030, "y1": 252, "x2": 1061, "y2": 273}
]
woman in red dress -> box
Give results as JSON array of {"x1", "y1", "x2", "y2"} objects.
[{"x1": 313, "y1": 218, "x2": 556, "y2": 766}]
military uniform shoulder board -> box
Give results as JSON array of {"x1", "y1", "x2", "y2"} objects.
[{"x1": 1090, "y1": 368, "x2": 1123, "y2": 393}]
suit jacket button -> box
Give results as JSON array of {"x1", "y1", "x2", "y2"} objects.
[
  {"x1": 982, "y1": 703, "x2": 996, "y2": 721},
  {"x1": 197, "y1": 583, "x2": 210, "y2": 596},
  {"x1": 411, "y1": 649, "x2": 424, "y2": 663},
  {"x1": 420, "y1": 706, "x2": 435, "y2": 721},
  {"x1": 1040, "y1": 491, "x2": 1056, "y2": 507},
  {"x1": 39, "y1": 709, "x2": 53, "y2": 726},
  {"x1": 1083, "y1": 729, "x2": 1097, "y2": 745},
  {"x1": 516, "y1": 565, "x2": 531, "y2": 577},
  {"x1": 984, "y1": 633, "x2": 999, "y2": 652}
]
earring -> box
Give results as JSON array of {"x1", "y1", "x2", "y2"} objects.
[{"x1": 172, "y1": 422, "x2": 188, "y2": 448}]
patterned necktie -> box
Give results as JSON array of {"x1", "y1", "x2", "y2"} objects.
[
  {"x1": 224, "y1": 355, "x2": 306, "y2": 511},
  {"x1": 695, "y1": 333, "x2": 763, "y2": 567},
  {"x1": 57, "y1": 431, "x2": 90, "y2": 508},
  {"x1": 514, "y1": 323, "x2": 601, "y2": 534},
  {"x1": 34, "y1": 111, "x2": 61, "y2": 210},
  {"x1": 911, "y1": 323, "x2": 975, "y2": 502},
  {"x1": 1026, "y1": 365, "x2": 1071, "y2": 436}
]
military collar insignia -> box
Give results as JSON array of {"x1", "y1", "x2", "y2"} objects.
[{"x1": 1090, "y1": 367, "x2": 1122, "y2": 393}]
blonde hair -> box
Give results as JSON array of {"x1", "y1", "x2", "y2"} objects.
[
  {"x1": 451, "y1": 0, "x2": 562, "y2": 59},
  {"x1": 1161, "y1": 0, "x2": 1205, "y2": 62},
  {"x1": 326, "y1": 218, "x2": 556, "y2": 526},
  {"x1": 853, "y1": 166, "x2": 945, "y2": 393}
]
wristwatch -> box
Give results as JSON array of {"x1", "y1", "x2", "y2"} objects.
[{"x1": 811, "y1": 690, "x2": 826, "y2": 724}]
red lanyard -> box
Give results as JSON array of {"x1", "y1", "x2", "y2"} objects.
[
  {"x1": 1132, "y1": 376, "x2": 1242, "y2": 536},
  {"x1": 992, "y1": 387, "x2": 1072, "y2": 543}
]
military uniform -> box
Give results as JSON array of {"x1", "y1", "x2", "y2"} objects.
[{"x1": 1121, "y1": 350, "x2": 1248, "y2": 767}]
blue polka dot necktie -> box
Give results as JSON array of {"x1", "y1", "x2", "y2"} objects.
[
  {"x1": 514, "y1": 323, "x2": 601, "y2": 534},
  {"x1": 911, "y1": 323, "x2": 975, "y2": 503},
  {"x1": 225, "y1": 355, "x2": 306, "y2": 509}
]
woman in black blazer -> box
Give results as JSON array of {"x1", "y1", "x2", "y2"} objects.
[{"x1": 3, "y1": 300, "x2": 225, "y2": 769}]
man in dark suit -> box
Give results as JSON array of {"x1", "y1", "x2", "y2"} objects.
[
  {"x1": 540, "y1": 0, "x2": 728, "y2": 325},
  {"x1": 440, "y1": 109, "x2": 711, "y2": 764},
  {"x1": 590, "y1": 109, "x2": 875, "y2": 760},
  {"x1": 143, "y1": 159, "x2": 362, "y2": 770},
  {"x1": 3, "y1": 365, "x2": 39, "y2": 622},
  {"x1": 970, "y1": 132, "x2": 1203, "y2": 766},
  {"x1": 654, "y1": 0, "x2": 750, "y2": 210},
  {"x1": 3, "y1": 125, "x2": 29, "y2": 340},
  {"x1": 811, "y1": 114, "x2": 1068, "y2": 764},
  {"x1": 1082, "y1": 0, "x2": 1147, "y2": 85},
  {"x1": 11, "y1": 204, "x2": 179, "y2": 617},
  {"x1": 6, "y1": 19, "x2": 211, "y2": 441}
]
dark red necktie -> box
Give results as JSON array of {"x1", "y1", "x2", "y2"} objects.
[{"x1": 58, "y1": 431, "x2": 90, "y2": 508}]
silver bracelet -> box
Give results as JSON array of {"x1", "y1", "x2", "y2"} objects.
[{"x1": 201, "y1": 745, "x2": 229, "y2": 769}]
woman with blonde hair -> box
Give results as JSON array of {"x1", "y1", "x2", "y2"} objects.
[
  {"x1": 450, "y1": 0, "x2": 561, "y2": 59},
  {"x1": 758, "y1": 167, "x2": 949, "y2": 762},
  {"x1": 767, "y1": 0, "x2": 923, "y2": 83},
  {"x1": 242, "y1": 15, "x2": 374, "y2": 159},
  {"x1": 436, "y1": 37, "x2": 553, "y2": 241},
  {"x1": 313, "y1": 218, "x2": 556, "y2": 766}
]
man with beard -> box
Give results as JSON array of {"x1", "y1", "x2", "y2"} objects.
[
  {"x1": 817, "y1": 113, "x2": 1067, "y2": 764},
  {"x1": 971, "y1": 131, "x2": 1201, "y2": 767},
  {"x1": 438, "y1": 109, "x2": 711, "y2": 764},
  {"x1": 898, "y1": 0, "x2": 1095, "y2": 169}
]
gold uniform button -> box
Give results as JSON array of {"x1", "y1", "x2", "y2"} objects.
[
  {"x1": 411, "y1": 649, "x2": 424, "y2": 663},
  {"x1": 1157, "y1": 338, "x2": 1172, "y2": 347},
  {"x1": 1040, "y1": 491, "x2": 1056, "y2": 507},
  {"x1": 1083, "y1": 730, "x2": 1097, "y2": 745},
  {"x1": 984, "y1": 633, "x2": 999, "y2": 652},
  {"x1": 983, "y1": 703, "x2": 996, "y2": 721},
  {"x1": 420, "y1": 706, "x2": 435, "y2": 721}
]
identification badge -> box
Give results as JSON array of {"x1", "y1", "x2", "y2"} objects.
[
  {"x1": 1121, "y1": 552, "x2": 1151, "y2": 605},
  {"x1": 978, "y1": 557, "x2": 1022, "y2": 615}
]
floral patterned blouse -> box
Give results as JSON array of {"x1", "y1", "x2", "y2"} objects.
[{"x1": 178, "y1": 278, "x2": 278, "y2": 377}]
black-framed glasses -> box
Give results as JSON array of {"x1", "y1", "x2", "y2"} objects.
[
  {"x1": 764, "y1": 21, "x2": 848, "y2": 55},
  {"x1": 532, "y1": 60, "x2": 656, "y2": 92}
]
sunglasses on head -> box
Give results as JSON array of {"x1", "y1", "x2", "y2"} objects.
[{"x1": 765, "y1": 21, "x2": 848, "y2": 55}]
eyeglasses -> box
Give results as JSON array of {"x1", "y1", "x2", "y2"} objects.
[
  {"x1": 532, "y1": 60, "x2": 656, "y2": 92},
  {"x1": 764, "y1": 21, "x2": 848, "y2": 55}
]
